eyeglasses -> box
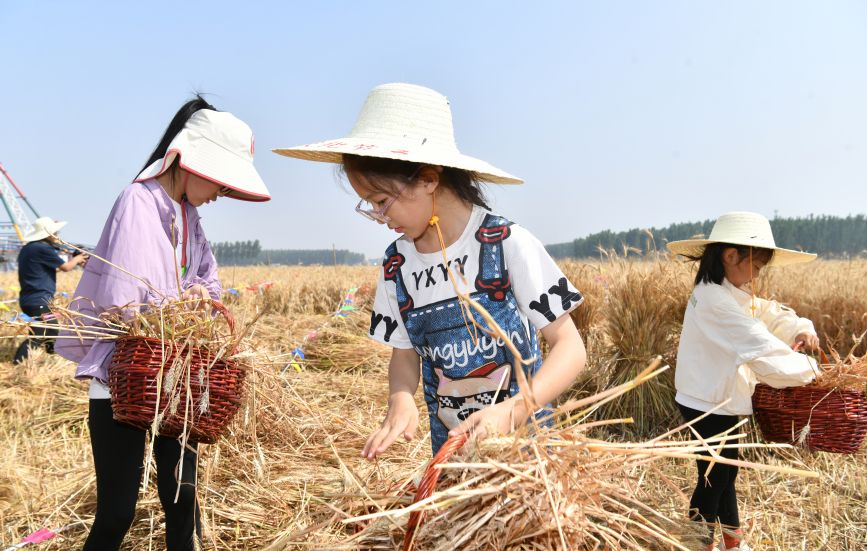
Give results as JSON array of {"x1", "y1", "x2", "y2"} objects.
[
  {"x1": 218, "y1": 186, "x2": 232, "y2": 197},
  {"x1": 355, "y1": 187, "x2": 405, "y2": 224},
  {"x1": 354, "y1": 166, "x2": 422, "y2": 224}
]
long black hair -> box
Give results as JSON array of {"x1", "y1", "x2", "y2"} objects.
[
  {"x1": 138, "y1": 95, "x2": 217, "y2": 177},
  {"x1": 341, "y1": 154, "x2": 490, "y2": 209},
  {"x1": 689, "y1": 243, "x2": 774, "y2": 285}
]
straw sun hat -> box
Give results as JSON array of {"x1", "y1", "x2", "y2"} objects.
[
  {"x1": 666, "y1": 211, "x2": 816, "y2": 267},
  {"x1": 23, "y1": 217, "x2": 67, "y2": 243},
  {"x1": 272, "y1": 83, "x2": 522, "y2": 184},
  {"x1": 135, "y1": 109, "x2": 270, "y2": 202}
]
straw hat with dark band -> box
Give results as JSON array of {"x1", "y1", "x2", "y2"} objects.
[
  {"x1": 272, "y1": 83, "x2": 522, "y2": 184},
  {"x1": 666, "y1": 211, "x2": 816, "y2": 267}
]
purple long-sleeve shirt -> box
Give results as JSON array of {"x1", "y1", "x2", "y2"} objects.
[{"x1": 56, "y1": 179, "x2": 222, "y2": 382}]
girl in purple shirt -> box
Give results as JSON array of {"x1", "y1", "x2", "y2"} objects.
[{"x1": 56, "y1": 96, "x2": 269, "y2": 550}]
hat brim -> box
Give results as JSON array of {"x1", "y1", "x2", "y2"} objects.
[
  {"x1": 666, "y1": 239, "x2": 817, "y2": 267},
  {"x1": 272, "y1": 138, "x2": 523, "y2": 184},
  {"x1": 136, "y1": 140, "x2": 270, "y2": 202},
  {"x1": 23, "y1": 220, "x2": 67, "y2": 243}
]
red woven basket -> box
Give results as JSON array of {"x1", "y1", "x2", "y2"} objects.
[
  {"x1": 108, "y1": 302, "x2": 246, "y2": 444},
  {"x1": 402, "y1": 434, "x2": 468, "y2": 551},
  {"x1": 752, "y1": 382, "x2": 867, "y2": 454}
]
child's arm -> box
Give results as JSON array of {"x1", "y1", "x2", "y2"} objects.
[
  {"x1": 362, "y1": 347, "x2": 421, "y2": 460},
  {"x1": 448, "y1": 315, "x2": 587, "y2": 440},
  {"x1": 755, "y1": 297, "x2": 819, "y2": 351},
  {"x1": 698, "y1": 289, "x2": 816, "y2": 387}
]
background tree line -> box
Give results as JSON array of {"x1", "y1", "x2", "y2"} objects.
[
  {"x1": 211, "y1": 240, "x2": 366, "y2": 265},
  {"x1": 211, "y1": 240, "x2": 262, "y2": 264},
  {"x1": 213, "y1": 213, "x2": 867, "y2": 265},
  {"x1": 546, "y1": 214, "x2": 867, "y2": 259}
]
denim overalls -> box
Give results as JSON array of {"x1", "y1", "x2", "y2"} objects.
[{"x1": 382, "y1": 213, "x2": 545, "y2": 453}]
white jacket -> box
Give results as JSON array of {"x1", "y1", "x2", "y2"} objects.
[{"x1": 675, "y1": 279, "x2": 817, "y2": 415}]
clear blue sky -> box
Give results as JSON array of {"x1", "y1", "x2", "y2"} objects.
[{"x1": 2, "y1": 1, "x2": 866, "y2": 259}]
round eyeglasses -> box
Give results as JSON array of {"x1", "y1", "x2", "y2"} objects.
[
  {"x1": 353, "y1": 166, "x2": 422, "y2": 224},
  {"x1": 355, "y1": 186, "x2": 405, "y2": 224}
]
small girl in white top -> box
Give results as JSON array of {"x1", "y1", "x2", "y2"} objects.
[{"x1": 667, "y1": 211, "x2": 818, "y2": 551}]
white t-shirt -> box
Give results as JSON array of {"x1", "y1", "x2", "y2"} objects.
[
  {"x1": 370, "y1": 205, "x2": 583, "y2": 452},
  {"x1": 371, "y1": 206, "x2": 582, "y2": 348},
  {"x1": 89, "y1": 378, "x2": 111, "y2": 399}
]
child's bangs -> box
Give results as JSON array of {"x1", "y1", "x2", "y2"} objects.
[{"x1": 341, "y1": 154, "x2": 420, "y2": 195}]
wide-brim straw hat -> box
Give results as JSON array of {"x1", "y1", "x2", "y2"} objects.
[
  {"x1": 23, "y1": 217, "x2": 67, "y2": 243},
  {"x1": 135, "y1": 109, "x2": 270, "y2": 202},
  {"x1": 272, "y1": 83, "x2": 522, "y2": 184},
  {"x1": 666, "y1": 211, "x2": 816, "y2": 267}
]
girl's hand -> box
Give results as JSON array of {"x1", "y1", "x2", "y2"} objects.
[
  {"x1": 793, "y1": 332, "x2": 820, "y2": 353},
  {"x1": 362, "y1": 392, "x2": 419, "y2": 460},
  {"x1": 182, "y1": 284, "x2": 210, "y2": 309},
  {"x1": 448, "y1": 396, "x2": 530, "y2": 441}
]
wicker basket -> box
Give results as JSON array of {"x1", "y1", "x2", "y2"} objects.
[
  {"x1": 403, "y1": 435, "x2": 467, "y2": 551},
  {"x1": 108, "y1": 302, "x2": 246, "y2": 444},
  {"x1": 752, "y1": 382, "x2": 867, "y2": 454}
]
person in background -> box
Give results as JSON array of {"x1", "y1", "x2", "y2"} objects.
[{"x1": 14, "y1": 216, "x2": 87, "y2": 363}]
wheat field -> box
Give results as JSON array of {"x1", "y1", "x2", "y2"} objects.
[{"x1": 0, "y1": 259, "x2": 864, "y2": 550}]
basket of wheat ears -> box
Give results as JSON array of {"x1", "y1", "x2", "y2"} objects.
[
  {"x1": 108, "y1": 301, "x2": 246, "y2": 444},
  {"x1": 752, "y1": 350, "x2": 867, "y2": 454}
]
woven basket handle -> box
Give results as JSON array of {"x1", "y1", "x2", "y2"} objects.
[
  {"x1": 403, "y1": 434, "x2": 468, "y2": 551},
  {"x1": 818, "y1": 349, "x2": 830, "y2": 365},
  {"x1": 791, "y1": 342, "x2": 829, "y2": 381},
  {"x1": 208, "y1": 300, "x2": 238, "y2": 356}
]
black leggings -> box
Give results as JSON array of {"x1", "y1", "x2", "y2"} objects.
[
  {"x1": 13, "y1": 302, "x2": 57, "y2": 363},
  {"x1": 84, "y1": 400, "x2": 201, "y2": 551},
  {"x1": 677, "y1": 403, "x2": 741, "y2": 544}
]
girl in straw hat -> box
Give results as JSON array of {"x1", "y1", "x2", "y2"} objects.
[
  {"x1": 667, "y1": 211, "x2": 819, "y2": 551},
  {"x1": 275, "y1": 83, "x2": 587, "y2": 458},
  {"x1": 56, "y1": 96, "x2": 270, "y2": 551}
]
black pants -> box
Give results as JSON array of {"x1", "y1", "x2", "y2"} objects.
[
  {"x1": 13, "y1": 302, "x2": 57, "y2": 363},
  {"x1": 84, "y1": 400, "x2": 202, "y2": 551},
  {"x1": 677, "y1": 403, "x2": 741, "y2": 545}
]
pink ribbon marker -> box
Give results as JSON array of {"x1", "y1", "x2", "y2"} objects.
[
  {"x1": 3, "y1": 528, "x2": 57, "y2": 550},
  {"x1": 21, "y1": 529, "x2": 56, "y2": 544}
]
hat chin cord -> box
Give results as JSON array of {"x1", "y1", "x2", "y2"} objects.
[
  {"x1": 749, "y1": 247, "x2": 757, "y2": 318},
  {"x1": 427, "y1": 192, "x2": 477, "y2": 344},
  {"x1": 425, "y1": 184, "x2": 536, "y2": 413},
  {"x1": 175, "y1": 171, "x2": 191, "y2": 278},
  {"x1": 170, "y1": 160, "x2": 190, "y2": 278}
]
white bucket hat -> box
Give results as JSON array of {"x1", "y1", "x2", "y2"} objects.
[
  {"x1": 23, "y1": 217, "x2": 67, "y2": 243},
  {"x1": 135, "y1": 109, "x2": 270, "y2": 202},
  {"x1": 272, "y1": 83, "x2": 522, "y2": 184},
  {"x1": 666, "y1": 211, "x2": 816, "y2": 266}
]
